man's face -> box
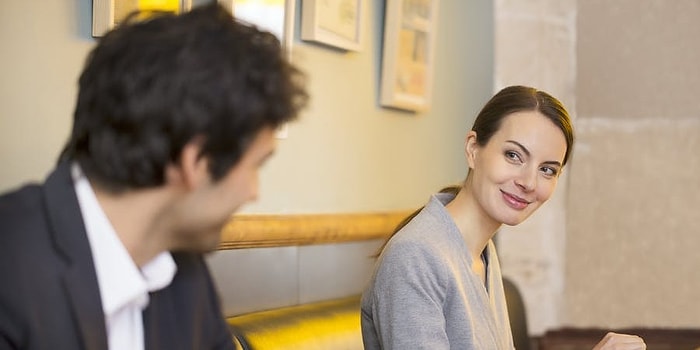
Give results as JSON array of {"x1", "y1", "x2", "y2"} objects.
[{"x1": 171, "y1": 127, "x2": 276, "y2": 252}]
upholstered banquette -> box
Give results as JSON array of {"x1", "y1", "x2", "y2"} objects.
[
  {"x1": 227, "y1": 296, "x2": 363, "y2": 350},
  {"x1": 225, "y1": 277, "x2": 531, "y2": 350}
]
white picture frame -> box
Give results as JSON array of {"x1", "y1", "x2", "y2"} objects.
[
  {"x1": 301, "y1": 0, "x2": 364, "y2": 51},
  {"x1": 379, "y1": 0, "x2": 439, "y2": 112},
  {"x1": 227, "y1": 0, "x2": 296, "y2": 59}
]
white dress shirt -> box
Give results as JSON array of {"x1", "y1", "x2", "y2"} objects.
[{"x1": 72, "y1": 165, "x2": 176, "y2": 350}]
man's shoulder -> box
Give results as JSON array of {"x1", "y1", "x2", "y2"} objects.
[
  {"x1": 0, "y1": 183, "x2": 46, "y2": 238},
  {"x1": 0, "y1": 184, "x2": 64, "y2": 312},
  {"x1": 0, "y1": 182, "x2": 42, "y2": 208}
]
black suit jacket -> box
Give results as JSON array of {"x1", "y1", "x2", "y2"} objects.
[{"x1": 0, "y1": 163, "x2": 235, "y2": 350}]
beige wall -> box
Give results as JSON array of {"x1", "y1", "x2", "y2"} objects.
[
  {"x1": 0, "y1": 1, "x2": 92, "y2": 192},
  {"x1": 567, "y1": 0, "x2": 700, "y2": 328},
  {"x1": 495, "y1": 0, "x2": 578, "y2": 335},
  {"x1": 497, "y1": 0, "x2": 700, "y2": 334}
]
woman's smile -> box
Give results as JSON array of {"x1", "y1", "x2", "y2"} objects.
[{"x1": 500, "y1": 189, "x2": 532, "y2": 210}]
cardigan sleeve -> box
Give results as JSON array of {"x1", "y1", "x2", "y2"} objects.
[{"x1": 365, "y1": 239, "x2": 452, "y2": 350}]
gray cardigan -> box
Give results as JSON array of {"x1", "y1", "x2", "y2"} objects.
[{"x1": 361, "y1": 193, "x2": 514, "y2": 349}]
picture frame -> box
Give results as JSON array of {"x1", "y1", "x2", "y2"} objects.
[
  {"x1": 227, "y1": 0, "x2": 296, "y2": 59},
  {"x1": 92, "y1": 0, "x2": 296, "y2": 56},
  {"x1": 301, "y1": 0, "x2": 364, "y2": 51},
  {"x1": 92, "y1": 0, "x2": 188, "y2": 37},
  {"x1": 379, "y1": 0, "x2": 439, "y2": 112}
]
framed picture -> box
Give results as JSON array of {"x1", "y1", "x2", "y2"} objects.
[
  {"x1": 92, "y1": 0, "x2": 186, "y2": 37},
  {"x1": 301, "y1": 0, "x2": 364, "y2": 51},
  {"x1": 227, "y1": 0, "x2": 296, "y2": 59},
  {"x1": 92, "y1": 0, "x2": 296, "y2": 56},
  {"x1": 380, "y1": 0, "x2": 439, "y2": 112}
]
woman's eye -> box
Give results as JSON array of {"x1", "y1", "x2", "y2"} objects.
[
  {"x1": 541, "y1": 166, "x2": 558, "y2": 177},
  {"x1": 505, "y1": 151, "x2": 521, "y2": 162}
]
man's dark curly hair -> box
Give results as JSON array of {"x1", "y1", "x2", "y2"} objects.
[{"x1": 60, "y1": 3, "x2": 308, "y2": 192}]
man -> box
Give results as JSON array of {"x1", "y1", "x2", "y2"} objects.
[{"x1": 0, "y1": 3, "x2": 308, "y2": 349}]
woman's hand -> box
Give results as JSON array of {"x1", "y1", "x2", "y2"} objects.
[{"x1": 592, "y1": 332, "x2": 646, "y2": 350}]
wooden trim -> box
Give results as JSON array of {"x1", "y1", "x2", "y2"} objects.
[{"x1": 217, "y1": 211, "x2": 411, "y2": 250}]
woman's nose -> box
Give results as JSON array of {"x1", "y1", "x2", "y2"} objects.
[{"x1": 515, "y1": 167, "x2": 537, "y2": 192}]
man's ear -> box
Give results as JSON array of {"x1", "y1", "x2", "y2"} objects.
[
  {"x1": 166, "y1": 138, "x2": 210, "y2": 190},
  {"x1": 465, "y1": 131, "x2": 479, "y2": 170}
]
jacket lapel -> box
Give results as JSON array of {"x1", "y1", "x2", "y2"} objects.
[{"x1": 43, "y1": 162, "x2": 108, "y2": 350}]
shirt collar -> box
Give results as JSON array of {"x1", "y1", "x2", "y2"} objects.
[{"x1": 71, "y1": 164, "x2": 176, "y2": 316}]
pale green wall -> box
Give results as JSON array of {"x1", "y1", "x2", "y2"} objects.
[
  {"x1": 0, "y1": 0, "x2": 494, "y2": 215},
  {"x1": 0, "y1": 0, "x2": 494, "y2": 314},
  {"x1": 246, "y1": 0, "x2": 495, "y2": 214}
]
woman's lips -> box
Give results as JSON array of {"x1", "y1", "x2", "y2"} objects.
[{"x1": 501, "y1": 190, "x2": 531, "y2": 210}]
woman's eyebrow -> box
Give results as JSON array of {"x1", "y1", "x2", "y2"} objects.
[
  {"x1": 506, "y1": 140, "x2": 530, "y2": 157},
  {"x1": 506, "y1": 140, "x2": 562, "y2": 167}
]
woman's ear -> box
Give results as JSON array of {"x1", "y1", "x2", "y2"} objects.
[{"x1": 465, "y1": 131, "x2": 479, "y2": 170}]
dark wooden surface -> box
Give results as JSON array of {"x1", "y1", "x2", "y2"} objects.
[{"x1": 536, "y1": 328, "x2": 700, "y2": 350}]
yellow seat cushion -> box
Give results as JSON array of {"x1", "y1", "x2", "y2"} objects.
[{"x1": 227, "y1": 295, "x2": 362, "y2": 350}]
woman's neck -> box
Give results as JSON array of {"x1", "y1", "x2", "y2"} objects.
[{"x1": 445, "y1": 185, "x2": 501, "y2": 260}]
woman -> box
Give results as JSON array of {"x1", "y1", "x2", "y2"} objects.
[{"x1": 361, "y1": 86, "x2": 645, "y2": 350}]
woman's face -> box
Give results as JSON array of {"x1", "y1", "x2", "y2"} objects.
[{"x1": 466, "y1": 110, "x2": 567, "y2": 226}]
